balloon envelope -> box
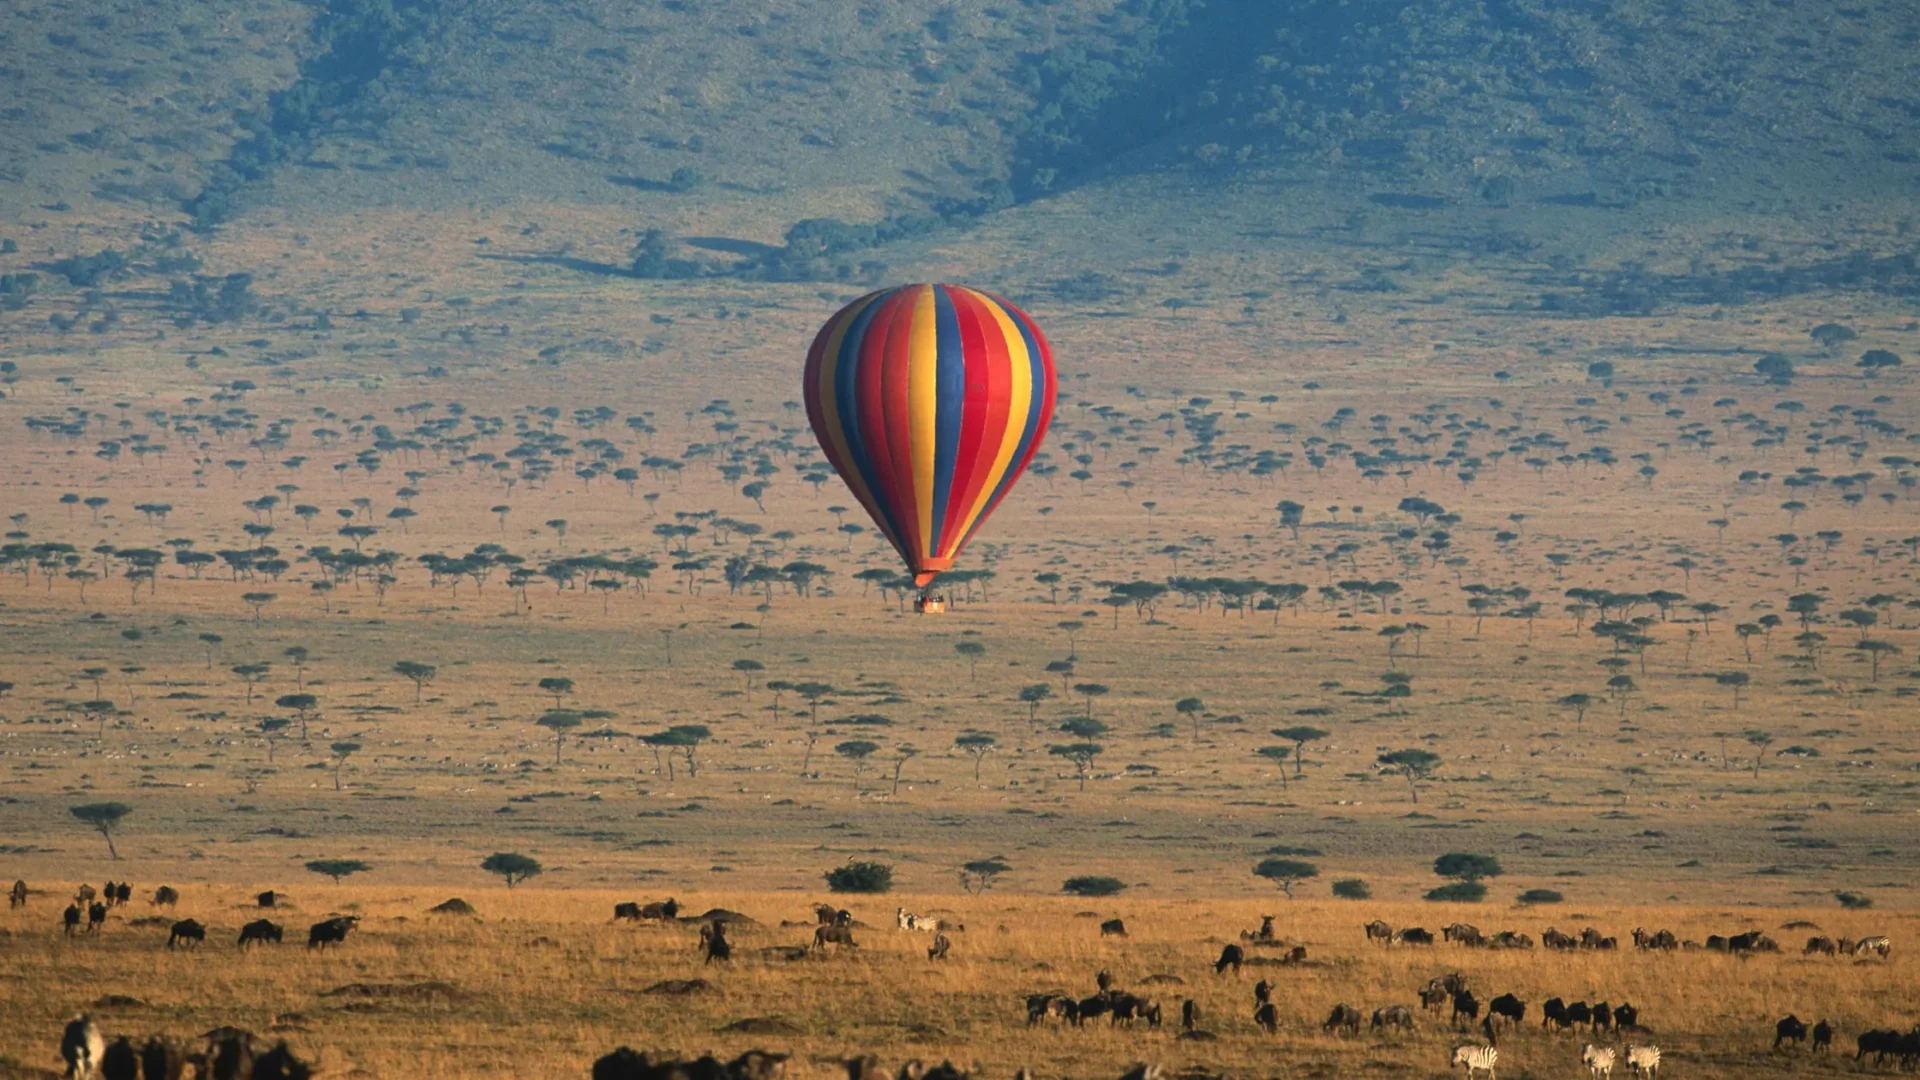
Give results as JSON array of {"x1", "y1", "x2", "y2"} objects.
[{"x1": 803, "y1": 284, "x2": 1056, "y2": 587}]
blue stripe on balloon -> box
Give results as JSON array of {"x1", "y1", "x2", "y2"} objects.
[
  {"x1": 834, "y1": 291, "x2": 903, "y2": 543},
  {"x1": 927, "y1": 285, "x2": 966, "y2": 553}
]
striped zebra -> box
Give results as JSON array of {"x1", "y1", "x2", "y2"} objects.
[
  {"x1": 1853, "y1": 935, "x2": 1892, "y2": 959},
  {"x1": 895, "y1": 907, "x2": 936, "y2": 932},
  {"x1": 1582, "y1": 1044, "x2": 1615, "y2": 1080},
  {"x1": 1451, "y1": 1044, "x2": 1497, "y2": 1080},
  {"x1": 1626, "y1": 1045, "x2": 1661, "y2": 1079}
]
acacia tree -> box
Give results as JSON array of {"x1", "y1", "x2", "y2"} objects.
[
  {"x1": 394, "y1": 661, "x2": 436, "y2": 703},
  {"x1": 482, "y1": 852, "x2": 543, "y2": 888},
  {"x1": 232, "y1": 662, "x2": 270, "y2": 705},
  {"x1": 836, "y1": 739, "x2": 879, "y2": 791},
  {"x1": 1255, "y1": 857, "x2": 1319, "y2": 899},
  {"x1": 1175, "y1": 696, "x2": 1205, "y2": 741},
  {"x1": 305, "y1": 858, "x2": 369, "y2": 884},
  {"x1": 1271, "y1": 724, "x2": 1329, "y2": 776},
  {"x1": 1255, "y1": 745, "x2": 1292, "y2": 790},
  {"x1": 537, "y1": 676, "x2": 574, "y2": 706},
  {"x1": 330, "y1": 741, "x2": 360, "y2": 790},
  {"x1": 1744, "y1": 729, "x2": 1774, "y2": 778},
  {"x1": 538, "y1": 710, "x2": 583, "y2": 764},
  {"x1": 954, "y1": 641, "x2": 986, "y2": 681},
  {"x1": 1018, "y1": 684, "x2": 1052, "y2": 728},
  {"x1": 71, "y1": 802, "x2": 131, "y2": 860},
  {"x1": 275, "y1": 693, "x2": 318, "y2": 739},
  {"x1": 956, "y1": 732, "x2": 996, "y2": 780},
  {"x1": 1378, "y1": 748, "x2": 1440, "y2": 804}
]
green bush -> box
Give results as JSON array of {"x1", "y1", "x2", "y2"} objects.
[
  {"x1": 1331, "y1": 878, "x2": 1371, "y2": 900},
  {"x1": 824, "y1": 860, "x2": 893, "y2": 894},
  {"x1": 1061, "y1": 875, "x2": 1127, "y2": 897},
  {"x1": 1424, "y1": 882, "x2": 1488, "y2": 902},
  {"x1": 1517, "y1": 888, "x2": 1563, "y2": 905}
]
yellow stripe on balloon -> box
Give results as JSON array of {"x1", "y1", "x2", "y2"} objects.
[
  {"x1": 908, "y1": 285, "x2": 939, "y2": 558},
  {"x1": 950, "y1": 287, "x2": 1032, "y2": 550},
  {"x1": 815, "y1": 294, "x2": 902, "y2": 554}
]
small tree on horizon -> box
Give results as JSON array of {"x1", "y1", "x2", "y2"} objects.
[
  {"x1": 1254, "y1": 857, "x2": 1320, "y2": 898},
  {"x1": 956, "y1": 732, "x2": 997, "y2": 781},
  {"x1": 482, "y1": 852, "x2": 543, "y2": 888},
  {"x1": 835, "y1": 739, "x2": 880, "y2": 792},
  {"x1": 330, "y1": 740, "x2": 360, "y2": 790},
  {"x1": 1271, "y1": 724, "x2": 1329, "y2": 776},
  {"x1": 538, "y1": 710, "x2": 583, "y2": 764},
  {"x1": 305, "y1": 858, "x2": 370, "y2": 884},
  {"x1": 395, "y1": 661, "x2": 437, "y2": 703},
  {"x1": 71, "y1": 802, "x2": 132, "y2": 860},
  {"x1": 1378, "y1": 748, "x2": 1441, "y2": 803}
]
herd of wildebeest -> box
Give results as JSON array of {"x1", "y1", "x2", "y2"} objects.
[{"x1": 11, "y1": 879, "x2": 1915, "y2": 1079}]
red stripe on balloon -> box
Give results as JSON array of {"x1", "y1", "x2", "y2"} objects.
[
  {"x1": 936, "y1": 287, "x2": 1004, "y2": 556},
  {"x1": 877, "y1": 286, "x2": 923, "y2": 559}
]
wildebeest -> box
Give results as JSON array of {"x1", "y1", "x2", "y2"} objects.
[
  {"x1": 201, "y1": 1027, "x2": 256, "y2": 1080},
  {"x1": 1096, "y1": 969, "x2": 1114, "y2": 992},
  {"x1": 138, "y1": 1035, "x2": 193, "y2": 1080},
  {"x1": 1613, "y1": 1003, "x2": 1639, "y2": 1031},
  {"x1": 1582, "y1": 1044, "x2": 1616, "y2": 1080},
  {"x1": 594, "y1": 1048, "x2": 789, "y2": 1080},
  {"x1": 1253, "y1": 980, "x2": 1272, "y2": 1005},
  {"x1": 1805, "y1": 935, "x2": 1837, "y2": 956},
  {"x1": 101, "y1": 1036, "x2": 138, "y2": 1080},
  {"x1": 1857, "y1": 1030, "x2": 1903, "y2": 1064},
  {"x1": 307, "y1": 915, "x2": 358, "y2": 949},
  {"x1": 1774, "y1": 1015, "x2": 1807, "y2": 1050},
  {"x1": 1543, "y1": 998, "x2": 1571, "y2": 1031},
  {"x1": 701, "y1": 921, "x2": 732, "y2": 964},
  {"x1": 113, "y1": 883, "x2": 130, "y2": 905},
  {"x1": 1254, "y1": 1002, "x2": 1278, "y2": 1033},
  {"x1": 238, "y1": 919, "x2": 283, "y2": 948},
  {"x1": 1073, "y1": 994, "x2": 1111, "y2": 1026},
  {"x1": 103, "y1": 882, "x2": 121, "y2": 908},
  {"x1": 8, "y1": 879, "x2": 24, "y2": 908},
  {"x1": 927, "y1": 933, "x2": 950, "y2": 960},
  {"x1": 813, "y1": 903, "x2": 852, "y2": 926},
  {"x1": 812, "y1": 924, "x2": 857, "y2": 951},
  {"x1": 1625, "y1": 1044, "x2": 1660, "y2": 1079},
  {"x1": 1392, "y1": 927, "x2": 1434, "y2": 946},
  {"x1": 1811, "y1": 1019, "x2": 1832, "y2": 1053},
  {"x1": 1705, "y1": 934, "x2": 1729, "y2": 952},
  {"x1": 1444, "y1": 922, "x2": 1485, "y2": 947},
  {"x1": 1489, "y1": 931, "x2": 1534, "y2": 950},
  {"x1": 1181, "y1": 999, "x2": 1198, "y2": 1032},
  {"x1": 249, "y1": 1041, "x2": 315, "y2": 1080},
  {"x1": 1100, "y1": 918, "x2": 1127, "y2": 937},
  {"x1": 1025, "y1": 994, "x2": 1077, "y2": 1026},
  {"x1": 1488, "y1": 994, "x2": 1525, "y2": 1029},
  {"x1": 1109, "y1": 992, "x2": 1161, "y2": 1028},
  {"x1": 76, "y1": 884, "x2": 97, "y2": 905},
  {"x1": 1281, "y1": 945, "x2": 1308, "y2": 965},
  {"x1": 1417, "y1": 985, "x2": 1446, "y2": 1012},
  {"x1": 1323, "y1": 1003, "x2": 1362, "y2": 1036},
  {"x1": 151, "y1": 886, "x2": 178, "y2": 908},
  {"x1": 614, "y1": 903, "x2": 643, "y2": 922},
  {"x1": 64, "y1": 903, "x2": 81, "y2": 936},
  {"x1": 87, "y1": 902, "x2": 107, "y2": 933},
  {"x1": 1451, "y1": 1044, "x2": 1497, "y2": 1080},
  {"x1": 61, "y1": 1014, "x2": 104, "y2": 1080},
  {"x1": 1591, "y1": 1002, "x2": 1613, "y2": 1033},
  {"x1": 1542, "y1": 928, "x2": 1578, "y2": 951},
  {"x1": 1372, "y1": 1005, "x2": 1415, "y2": 1032},
  {"x1": 167, "y1": 919, "x2": 206, "y2": 950},
  {"x1": 1214, "y1": 944, "x2": 1244, "y2": 974},
  {"x1": 1566, "y1": 1002, "x2": 1593, "y2": 1028},
  {"x1": 639, "y1": 898, "x2": 680, "y2": 922},
  {"x1": 1243, "y1": 915, "x2": 1276, "y2": 942},
  {"x1": 1364, "y1": 920, "x2": 1393, "y2": 945},
  {"x1": 257, "y1": 890, "x2": 277, "y2": 909},
  {"x1": 1452, "y1": 991, "x2": 1480, "y2": 1028}
]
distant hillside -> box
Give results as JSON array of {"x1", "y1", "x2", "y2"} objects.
[{"x1": 3, "y1": 0, "x2": 1916, "y2": 271}]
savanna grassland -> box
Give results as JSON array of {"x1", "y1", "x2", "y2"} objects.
[{"x1": 4, "y1": 0, "x2": 1920, "y2": 1075}]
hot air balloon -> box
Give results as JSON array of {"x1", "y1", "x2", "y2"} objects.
[{"x1": 802, "y1": 284, "x2": 1056, "y2": 602}]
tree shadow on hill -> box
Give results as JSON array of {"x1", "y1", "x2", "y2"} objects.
[{"x1": 478, "y1": 252, "x2": 634, "y2": 278}]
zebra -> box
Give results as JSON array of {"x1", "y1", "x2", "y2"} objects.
[
  {"x1": 1582, "y1": 1044, "x2": 1616, "y2": 1080},
  {"x1": 1625, "y1": 1045, "x2": 1661, "y2": 1079},
  {"x1": 895, "y1": 907, "x2": 936, "y2": 932},
  {"x1": 1853, "y1": 935, "x2": 1891, "y2": 959},
  {"x1": 1451, "y1": 1044, "x2": 1497, "y2": 1080}
]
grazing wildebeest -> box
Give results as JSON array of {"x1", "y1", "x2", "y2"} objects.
[
  {"x1": 1488, "y1": 994, "x2": 1525, "y2": 1028},
  {"x1": 1392, "y1": 927, "x2": 1434, "y2": 946},
  {"x1": 167, "y1": 919, "x2": 206, "y2": 950},
  {"x1": 64, "y1": 903, "x2": 82, "y2": 936},
  {"x1": 151, "y1": 886, "x2": 178, "y2": 908},
  {"x1": 1805, "y1": 935, "x2": 1837, "y2": 956},
  {"x1": 257, "y1": 890, "x2": 277, "y2": 909},
  {"x1": 1542, "y1": 928, "x2": 1578, "y2": 951},
  {"x1": 1624, "y1": 1044, "x2": 1660, "y2": 1079},
  {"x1": 1579, "y1": 926, "x2": 1606, "y2": 949},
  {"x1": 101, "y1": 1036, "x2": 138, "y2": 1080},
  {"x1": 238, "y1": 919, "x2": 283, "y2": 948},
  {"x1": 812, "y1": 924, "x2": 857, "y2": 951},
  {"x1": 1428, "y1": 972, "x2": 1469, "y2": 996},
  {"x1": 1582, "y1": 1044, "x2": 1616, "y2": 1080},
  {"x1": 306, "y1": 915, "x2": 358, "y2": 949},
  {"x1": 62, "y1": 1015, "x2": 105, "y2": 1080},
  {"x1": 1372, "y1": 1005, "x2": 1415, "y2": 1032},
  {"x1": 1543, "y1": 998, "x2": 1571, "y2": 1031},
  {"x1": 1243, "y1": 915, "x2": 1277, "y2": 942},
  {"x1": 927, "y1": 933, "x2": 950, "y2": 960},
  {"x1": 701, "y1": 921, "x2": 732, "y2": 964},
  {"x1": 1281, "y1": 945, "x2": 1307, "y2": 965},
  {"x1": 1853, "y1": 935, "x2": 1892, "y2": 959},
  {"x1": 138, "y1": 1035, "x2": 192, "y2": 1080},
  {"x1": 8, "y1": 879, "x2": 24, "y2": 909},
  {"x1": 1775, "y1": 1015, "x2": 1808, "y2": 1050},
  {"x1": 1811, "y1": 1019, "x2": 1832, "y2": 1053},
  {"x1": 87, "y1": 901, "x2": 107, "y2": 933},
  {"x1": 1109, "y1": 992, "x2": 1160, "y2": 1027},
  {"x1": 614, "y1": 902, "x2": 643, "y2": 922},
  {"x1": 1364, "y1": 920, "x2": 1393, "y2": 945},
  {"x1": 1254, "y1": 1002, "x2": 1278, "y2": 1033},
  {"x1": 1073, "y1": 994, "x2": 1111, "y2": 1026},
  {"x1": 1323, "y1": 1004, "x2": 1362, "y2": 1036},
  {"x1": 1100, "y1": 918, "x2": 1127, "y2": 937},
  {"x1": 1214, "y1": 944, "x2": 1244, "y2": 974},
  {"x1": 1025, "y1": 994, "x2": 1077, "y2": 1026},
  {"x1": 1490, "y1": 931, "x2": 1534, "y2": 950},
  {"x1": 113, "y1": 883, "x2": 130, "y2": 905},
  {"x1": 1566, "y1": 1002, "x2": 1592, "y2": 1029},
  {"x1": 814, "y1": 903, "x2": 852, "y2": 926},
  {"x1": 1452, "y1": 991, "x2": 1480, "y2": 1028},
  {"x1": 1591, "y1": 1002, "x2": 1613, "y2": 1033},
  {"x1": 1612, "y1": 1003, "x2": 1639, "y2": 1031},
  {"x1": 1181, "y1": 999, "x2": 1198, "y2": 1032},
  {"x1": 1704, "y1": 934, "x2": 1729, "y2": 952},
  {"x1": 1444, "y1": 923, "x2": 1482, "y2": 946},
  {"x1": 1451, "y1": 1044, "x2": 1497, "y2": 1080},
  {"x1": 1646, "y1": 929, "x2": 1676, "y2": 950},
  {"x1": 639, "y1": 898, "x2": 680, "y2": 922},
  {"x1": 76, "y1": 884, "x2": 97, "y2": 905},
  {"x1": 1253, "y1": 980, "x2": 1272, "y2": 1005}
]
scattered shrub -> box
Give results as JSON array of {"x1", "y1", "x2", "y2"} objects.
[
  {"x1": 824, "y1": 860, "x2": 893, "y2": 894},
  {"x1": 1517, "y1": 888, "x2": 1563, "y2": 905},
  {"x1": 1331, "y1": 878, "x2": 1371, "y2": 900},
  {"x1": 1424, "y1": 882, "x2": 1488, "y2": 902},
  {"x1": 1061, "y1": 875, "x2": 1127, "y2": 897}
]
